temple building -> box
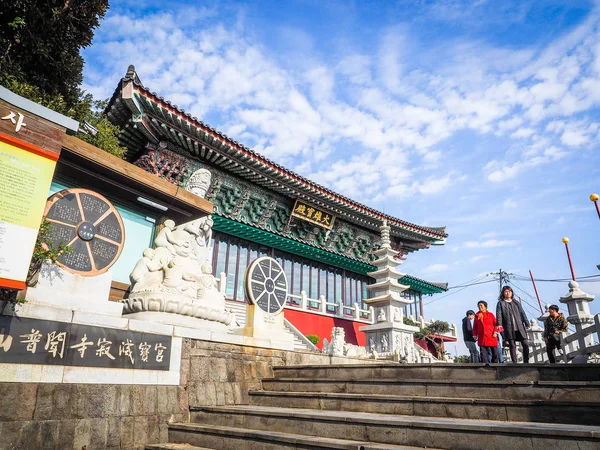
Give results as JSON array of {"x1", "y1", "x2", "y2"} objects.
[{"x1": 54, "y1": 66, "x2": 450, "y2": 348}]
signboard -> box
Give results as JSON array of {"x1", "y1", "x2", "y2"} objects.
[
  {"x1": 291, "y1": 199, "x2": 335, "y2": 230},
  {"x1": 0, "y1": 315, "x2": 171, "y2": 370},
  {"x1": 44, "y1": 189, "x2": 125, "y2": 276},
  {"x1": 245, "y1": 257, "x2": 288, "y2": 315},
  {"x1": 0, "y1": 132, "x2": 58, "y2": 289}
]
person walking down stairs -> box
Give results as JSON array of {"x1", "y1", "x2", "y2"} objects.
[
  {"x1": 462, "y1": 309, "x2": 479, "y2": 363},
  {"x1": 496, "y1": 285, "x2": 530, "y2": 363},
  {"x1": 544, "y1": 304, "x2": 568, "y2": 363},
  {"x1": 472, "y1": 301, "x2": 499, "y2": 363}
]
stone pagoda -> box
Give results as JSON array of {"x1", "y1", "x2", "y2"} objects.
[{"x1": 360, "y1": 221, "x2": 419, "y2": 362}]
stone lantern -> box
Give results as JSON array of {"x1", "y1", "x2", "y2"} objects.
[{"x1": 559, "y1": 280, "x2": 595, "y2": 354}]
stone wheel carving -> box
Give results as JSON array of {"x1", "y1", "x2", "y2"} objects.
[
  {"x1": 44, "y1": 188, "x2": 125, "y2": 276},
  {"x1": 245, "y1": 257, "x2": 288, "y2": 315}
]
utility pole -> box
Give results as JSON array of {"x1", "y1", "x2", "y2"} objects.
[
  {"x1": 498, "y1": 269, "x2": 510, "y2": 291},
  {"x1": 488, "y1": 269, "x2": 512, "y2": 298}
]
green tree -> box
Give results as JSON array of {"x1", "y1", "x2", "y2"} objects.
[
  {"x1": 0, "y1": 1, "x2": 126, "y2": 158},
  {"x1": 415, "y1": 320, "x2": 451, "y2": 358},
  {"x1": 0, "y1": 0, "x2": 109, "y2": 107}
]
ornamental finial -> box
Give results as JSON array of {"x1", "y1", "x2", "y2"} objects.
[{"x1": 380, "y1": 220, "x2": 391, "y2": 249}]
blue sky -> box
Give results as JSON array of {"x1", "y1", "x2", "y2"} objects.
[{"x1": 82, "y1": 0, "x2": 600, "y2": 355}]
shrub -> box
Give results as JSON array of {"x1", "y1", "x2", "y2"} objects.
[
  {"x1": 306, "y1": 334, "x2": 320, "y2": 346},
  {"x1": 0, "y1": 220, "x2": 72, "y2": 305},
  {"x1": 403, "y1": 316, "x2": 419, "y2": 327}
]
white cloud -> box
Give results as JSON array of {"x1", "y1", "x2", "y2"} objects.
[
  {"x1": 452, "y1": 239, "x2": 519, "y2": 251},
  {"x1": 82, "y1": 3, "x2": 600, "y2": 210},
  {"x1": 424, "y1": 263, "x2": 449, "y2": 273},
  {"x1": 485, "y1": 145, "x2": 568, "y2": 182},
  {"x1": 511, "y1": 128, "x2": 535, "y2": 139}
]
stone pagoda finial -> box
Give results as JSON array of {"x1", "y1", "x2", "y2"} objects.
[{"x1": 380, "y1": 220, "x2": 391, "y2": 249}]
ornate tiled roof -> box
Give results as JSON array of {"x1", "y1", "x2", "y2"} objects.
[
  {"x1": 106, "y1": 66, "x2": 448, "y2": 245},
  {"x1": 400, "y1": 275, "x2": 448, "y2": 295}
]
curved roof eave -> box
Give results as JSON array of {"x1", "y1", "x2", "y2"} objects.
[{"x1": 105, "y1": 67, "x2": 449, "y2": 243}]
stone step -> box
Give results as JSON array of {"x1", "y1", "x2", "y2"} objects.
[
  {"x1": 146, "y1": 444, "x2": 214, "y2": 450},
  {"x1": 272, "y1": 363, "x2": 600, "y2": 382},
  {"x1": 168, "y1": 423, "x2": 441, "y2": 450},
  {"x1": 261, "y1": 377, "x2": 600, "y2": 402},
  {"x1": 249, "y1": 390, "x2": 600, "y2": 425},
  {"x1": 190, "y1": 405, "x2": 600, "y2": 450}
]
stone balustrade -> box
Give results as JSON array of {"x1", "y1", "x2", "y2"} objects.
[
  {"x1": 417, "y1": 315, "x2": 458, "y2": 339},
  {"x1": 286, "y1": 291, "x2": 374, "y2": 323},
  {"x1": 528, "y1": 313, "x2": 600, "y2": 363}
]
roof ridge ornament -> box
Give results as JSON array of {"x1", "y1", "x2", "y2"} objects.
[{"x1": 125, "y1": 64, "x2": 143, "y2": 87}]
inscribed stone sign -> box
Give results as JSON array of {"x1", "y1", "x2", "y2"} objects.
[
  {"x1": 44, "y1": 189, "x2": 125, "y2": 276},
  {"x1": 245, "y1": 257, "x2": 288, "y2": 315},
  {"x1": 0, "y1": 315, "x2": 171, "y2": 370}
]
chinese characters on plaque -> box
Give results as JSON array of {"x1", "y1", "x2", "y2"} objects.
[
  {"x1": 0, "y1": 316, "x2": 171, "y2": 370},
  {"x1": 290, "y1": 200, "x2": 336, "y2": 230}
]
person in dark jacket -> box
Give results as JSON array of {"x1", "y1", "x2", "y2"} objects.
[
  {"x1": 462, "y1": 310, "x2": 479, "y2": 363},
  {"x1": 496, "y1": 286, "x2": 530, "y2": 363},
  {"x1": 543, "y1": 304, "x2": 568, "y2": 363}
]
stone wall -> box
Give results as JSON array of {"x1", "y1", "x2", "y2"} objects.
[
  {"x1": 0, "y1": 338, "x2": 371, "y2": 450},
  {"x1": 0, "y1": 383, "x2": 187, "y2": 450}
]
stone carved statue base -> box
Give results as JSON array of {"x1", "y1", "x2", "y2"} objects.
[
  {"x1": 123, "y1": 311, "x2": 230, "y2": 332},
  {"x1": 121, "y1": 291, "x2": 234, "y2": 331}
]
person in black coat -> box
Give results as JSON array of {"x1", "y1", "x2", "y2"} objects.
[
  {"x1": 496, "y1": 285, "x2": 530, "y2": 363},
  {"x1": 462, "y1": 310, "x2": 479, "y2": 363}
]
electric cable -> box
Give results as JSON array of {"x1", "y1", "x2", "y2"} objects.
[
  {"x1": 424, "y1": 278, "x2": 497, "y2": 306},
  {"x1": 511, "y1": 274, "x2": 600, "y2": 283}
]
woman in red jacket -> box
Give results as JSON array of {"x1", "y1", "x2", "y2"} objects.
[{"x1": 472, "y1": 300, "x2": 499, "y2": 363}]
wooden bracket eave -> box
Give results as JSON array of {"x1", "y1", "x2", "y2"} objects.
[{"x1": 60, "y1": 134, "x2": 213, "y2": 218}]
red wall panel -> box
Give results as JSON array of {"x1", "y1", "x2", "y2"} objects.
[{"x1": 284, "y1": 309, "x2": 367, "y2": 349}]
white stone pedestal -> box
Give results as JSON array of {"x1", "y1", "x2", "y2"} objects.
[
  {"x1": 234, "y1": 305, "x2": 294, "y2": 350},
  {"x1": 23, "y1": 262, "x2": 123, "y2": 316}
]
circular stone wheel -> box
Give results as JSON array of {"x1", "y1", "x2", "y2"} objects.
[
  {"x1": 245, "y1": 256, "x2": 289, "y2": 315},
  {"x1": 43, "y1": 188, "x2": 125, "y2": 276}
]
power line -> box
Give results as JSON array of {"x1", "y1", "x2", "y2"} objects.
[
  {"x1": 448, "y1": 279, "x2": 497, "y2": 289},
  {"x1": 512, "y1": 274, "x2": 600, "y2": 283},
  {"x1": 446, "y1": 274, "x2": 489, "y2": 289},
  {"x1": 424, "y1": 278, "x2": 497, "y2": 306}
]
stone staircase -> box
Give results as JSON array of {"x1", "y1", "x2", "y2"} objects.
[
  {"x1": 226, "y1": 300, "x2": 318, "y2": 351},
  {"x1": 148, "y1": 363, "x2": 600, "y2": 450}
]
